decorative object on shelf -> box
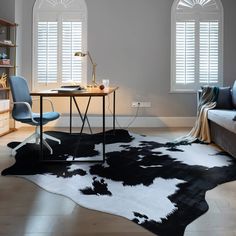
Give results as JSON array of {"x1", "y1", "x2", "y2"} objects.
[
  {"x1": 0, "y1": 52, "x2": 8, "y2": 59},
  {"x1": 0, "y1": 27, "x2": 5, "y2": 34},
  {"x1": 0, "y1": 40, "x2": 14, "y2": 46},
  {"x1": 3, "y1": 40, "x2": 12, "y2": 45},
  {"x1": 74, "y1": 51, "x2": 97, "y2": 87},
  {"x1": 0, "y1": 53, "x2": 10, "y2": 65},
  {"x1": 0, "y1": 73, "x2": 7, "y2": 88}
]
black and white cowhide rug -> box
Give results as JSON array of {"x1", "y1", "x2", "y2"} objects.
[{"x1": 2, "y1": 129, "x2": 236, "y2": 236}]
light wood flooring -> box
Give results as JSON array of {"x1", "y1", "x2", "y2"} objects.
[{"x1": 1, "y1": 127, "x2": 236, "y2": 236}]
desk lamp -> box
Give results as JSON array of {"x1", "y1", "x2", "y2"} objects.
[{"x1": 74, "y1": 51, "x2": 97, "y2": 87}]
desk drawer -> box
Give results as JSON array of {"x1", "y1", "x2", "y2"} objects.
[
  {"x1": 0, "y1": 99, "x2": 10, "y2": 112},
  {"x1": 0, "y1": 112, "x2": 9, "y2": 135}
]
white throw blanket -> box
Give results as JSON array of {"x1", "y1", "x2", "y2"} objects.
[{"x1": 176, "y1": 86, "x2": 219, "y2": 143}]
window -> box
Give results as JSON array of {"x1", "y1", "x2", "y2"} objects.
[
  {"x1": 171, "y1": 0, "x2": 223, "y2": 92},
  {"x1": 33, "y1": 0, "x2": 87, "y2": 90}
]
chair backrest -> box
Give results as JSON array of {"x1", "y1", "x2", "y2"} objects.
[{"x1": 9, "y1": 76, "x2": 33, "y2": 121}]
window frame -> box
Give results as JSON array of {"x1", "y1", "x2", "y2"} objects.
[
  {"x1": 32, "y1": 0, "x2": 87, "y2": 91},
  {"x1": 171, "y1": 0, "x2": 224, "y2": 93}
]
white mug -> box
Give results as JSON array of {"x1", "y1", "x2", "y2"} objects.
[{"x1": 102, "y1": 79, "x2": 109, "y2": 90}]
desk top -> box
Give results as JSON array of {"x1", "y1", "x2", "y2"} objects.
[{"x1": 31, "y1": 87, "x2": 118, "y2": 97}]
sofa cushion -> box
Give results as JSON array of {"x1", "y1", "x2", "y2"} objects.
[
  {"x1": 208, "y1": 109, "x2": 236, "y2": 134},
  {"x1": 215, "y1": 87, "x2": 233, "y2": 109},
  {"x1": 232, "y1": 80, "x2": 236, "y2": 109}
]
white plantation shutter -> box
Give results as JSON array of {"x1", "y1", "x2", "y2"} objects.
[
  {"x1": 199, "y1": 22, "x2": 219, "y2": 84},
  {"x1": 62, "y1": 22, "x2": 82, "y2": 83},
  {"x1": 37, "y1": 22, "x2": 58, "y2": 84},
  {"x1": 176, "y1": 22, "x2": 195, "y2": 84},
  {"x1": 171, "y1": 0, "x2": 223, "y2": 92},
  {"x1": 33, "y1": 0, "x2": 87, "y2": 90}
]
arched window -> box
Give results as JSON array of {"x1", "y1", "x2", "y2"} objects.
[
  {"x1": 33, "y1": 0, "x2": 87, "y2": 90},
  {"x1": 171, "y1": 0, "x2": 223, "y2": 92}
]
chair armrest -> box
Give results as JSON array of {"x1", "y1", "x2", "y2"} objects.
[
  {"x1": 12, "y1": 101, "x2": 38, "y2": 124},
  {"x1": 32, "y1": 98, "x2": 55, "y2": 112}
]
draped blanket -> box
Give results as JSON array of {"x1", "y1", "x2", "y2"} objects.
[{"x1": 177, "y1": 86, "x2": 219, "y2": 143}]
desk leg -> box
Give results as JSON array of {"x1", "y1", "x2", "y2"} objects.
[
  {"x1": 72, "y1": 97, "x2": 93, "y2": 134},
  {"x1": 40, "y1": 95, "x2": 43, "y2": 160},
  {"x1": 80, "y1": 96, "x2": 91, "y2": 135},
  {"x1": 103, "y1": 96, "x2": 105, "y2": 162},
  {"x1": 69, "y1": 96, "x2": 72, "y2": 134},
  {"x1": 113, "y1": 91, "x2": 116, "y2": 131}
]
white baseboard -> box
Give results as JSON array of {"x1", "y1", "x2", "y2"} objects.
[{"x1": 15, "y1": 115, "x2": 196, "y2": 128}]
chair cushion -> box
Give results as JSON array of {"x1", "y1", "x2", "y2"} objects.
[
  {"x1": 215, "y1": 87, "x2": 233, "y2": 109},
  {"x1": 232, "y1": 80, "x2": 236, "y2": 109},
  {"x1": 18, "y1": 112, "x2": 60, "y2": 126},
  {"x1": 33, "y1": 112, "x2": 60, "y2": 123},
  {"x1": 208, "y1": 109, "x2": 236, "y2": 134}
]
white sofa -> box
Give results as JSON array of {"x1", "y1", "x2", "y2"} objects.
[{"x1": 206, "y1": 83, "x2": 236, "y2": 158}]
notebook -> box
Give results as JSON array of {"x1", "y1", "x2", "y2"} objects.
[{"x1": 52, "y1": 85, "x2": 85, "y2": 92}]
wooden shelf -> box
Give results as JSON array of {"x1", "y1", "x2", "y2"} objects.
[
  {"x1": 0, "y1": 64, "x2": 14, "y2": 68},
  {"x1": 0, "y1": 18, "x2": 17, "y2": 27},
  {"x1": 0, "y1": 87, "x2": 10, "y2": 91}
]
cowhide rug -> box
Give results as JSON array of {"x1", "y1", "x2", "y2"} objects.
[{"x1": 2, "y1": 129, "x2": 236, "y2": 236}]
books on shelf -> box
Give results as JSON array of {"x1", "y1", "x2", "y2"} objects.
[{"x1": 0, "y1": 59, "x2": 10, "y2": 65}]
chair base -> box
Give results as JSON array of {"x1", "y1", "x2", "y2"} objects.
[{"x1": 11, "y1": 126, "x2": 61, "y2": 156}]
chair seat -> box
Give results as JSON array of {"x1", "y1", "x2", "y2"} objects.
[{"x1": 18, "y1": 112, "x2": 60, "y2": 125}]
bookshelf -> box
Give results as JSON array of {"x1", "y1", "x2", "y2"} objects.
[{"x1": 0, "y1": 18, "x2": 17, "y2": 136}]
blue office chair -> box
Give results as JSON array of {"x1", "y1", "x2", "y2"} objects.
[{"x1": 9, "y1": 76, "x2": 61, "y2": 155}]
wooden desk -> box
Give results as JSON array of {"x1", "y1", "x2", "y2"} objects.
[{"x1": 30, "y1": 87, "x2": 118, "y2": 162}]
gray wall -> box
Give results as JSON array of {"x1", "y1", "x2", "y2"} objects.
[
  {"x1": 0, "y1": 0, "x2": 15, "y2": 21},
  {"x1": 222, "y1": 0, "x2": 236, "y2": 86},
  {"x1": 1, "y1": 0, "x2": 236, "y2": 117}
]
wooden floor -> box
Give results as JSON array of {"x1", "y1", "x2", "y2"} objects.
[{"x1": 1, "y1": 127, "x2": 236, "y2": 236}]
